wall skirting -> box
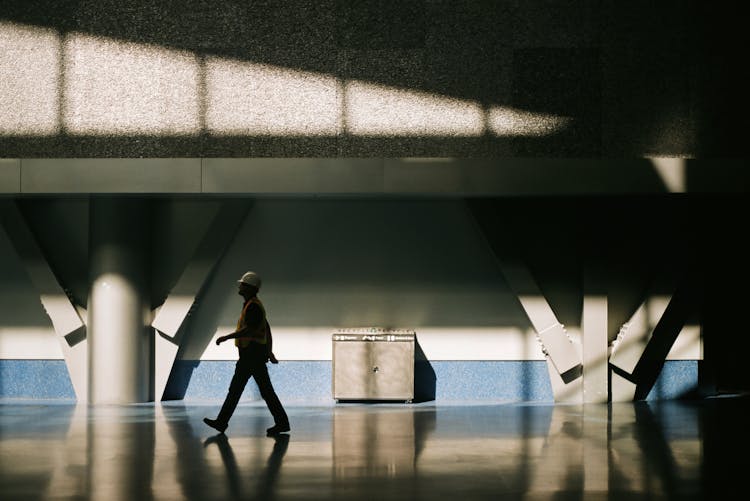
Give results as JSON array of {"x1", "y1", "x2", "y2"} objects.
[
  {"x1": 0, "y1": 360, "x2": 75, "y2": 399},
  {"x1": 0, "y1": 360, "x2": 699, "y2": 403}
]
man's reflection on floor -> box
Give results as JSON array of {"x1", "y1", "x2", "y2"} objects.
[
  {"x1": 259, "y1": 434, "x2": 290, "y2": 499},
  {"x1": 203, "y1": 433, "x2": 290, "y2": 500},
  {"x1": 203, "y1": 434, "x2": 241, "y2": 498}
]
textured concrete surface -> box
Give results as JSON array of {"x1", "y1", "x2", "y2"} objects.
[{"x1": 1, "y1": 1, "x2": 745, "y2": 157}]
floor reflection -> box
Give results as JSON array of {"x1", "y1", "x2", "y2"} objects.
[{"x1": 0, "y1": 397, "x2": 745, "y2": 500}]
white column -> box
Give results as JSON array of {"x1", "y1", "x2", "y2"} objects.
[
  {"x1": 582, "y1": 294, "x2": 609, "y2": 403},
  {"x1": 88, "y1": 199, "x2": 150, "y2": 404}
]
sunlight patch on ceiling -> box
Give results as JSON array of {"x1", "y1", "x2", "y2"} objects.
[
  {"x1": 344, "y1": 81, "x2": 485, "y2": 136},
  {"x1": 0, "y1": 22, "x2": 61, "y2": 135},
  {"x1": 1, "y1": 21, "x2": 574, "y2": 139},
  {"x1": 62, "y1": 33, "x2": 201, "y2": 135},
  {"x1": 205, "y1": 57, "x2": 342, "y2": 135},
  {"x1": 488, "y1": 106, "x2": 572, "y2": 136}
]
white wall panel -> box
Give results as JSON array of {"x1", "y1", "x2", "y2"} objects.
[{"x1": 0, "y1": 196, "x2": 703, "y2": 365}]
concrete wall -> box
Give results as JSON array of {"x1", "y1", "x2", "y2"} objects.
[{"x1": 1, "y1": 1, "x2": 746, "y2": 157}]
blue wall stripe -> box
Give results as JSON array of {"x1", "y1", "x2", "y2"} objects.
[
  {"x1": 0, "y1": 360, "x2": 75, "y2": 399},
  {"x1": 646, "y1": 360, "x2": 699, "y2": 401},
  {"x1": 0, "y1": 359, "x2": 698, "y2": 402},
  {"x1": 169, "y1": 360, "x2": 554, "y2": 403}
]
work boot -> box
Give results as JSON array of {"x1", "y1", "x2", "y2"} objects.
[
  {"x1": 266, "y1": 423, "x2": 290, "y2": 435},
  {"x1": 203, "y1": 417, "x2": 228, "y2": 433}
]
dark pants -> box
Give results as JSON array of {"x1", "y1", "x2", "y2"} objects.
[{"x1": 217, "y1": 348, "x2": 289, "y2": 427}]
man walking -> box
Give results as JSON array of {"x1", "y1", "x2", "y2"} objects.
[{"x1": 204, "y1": 271, "x2": 290, "y2": 436}]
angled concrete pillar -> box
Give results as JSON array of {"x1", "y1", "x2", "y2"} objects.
[
  {"x1": 0, "y1": 201, "x2": 88, "y2": 401},
  {"x1": 609, "y1": 280, "x2": 695, "y2": 402},
  {"x1": 499, "y1": 259, "x2": 583, "y2": 403},
  {"x1": 151, "y1": 200, "x2": 251, "y2": 400},
  {"x1": 465, "y1": 201, "x2": 583, "y2": 403},
  {"x1": 87, "y1": 199, "x2": 151, "y2": 404}
]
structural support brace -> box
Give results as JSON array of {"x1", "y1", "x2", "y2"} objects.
[
  {"x1": 151, "y1": 200, "x2": 252, "y2": 400},
  {"x1": 609, "y1": 280, "x2": 696, "y2": 401},
  {"x1": 0, "y1": 201, "x2": 88, "y2": 401},
  {"x1": 500, "y1": 259, "x2": 583, "y2": 403}
]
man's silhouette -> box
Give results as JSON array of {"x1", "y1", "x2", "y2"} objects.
[{"x1": 204, "y1": 271, "x2": 290, "y2": 436}]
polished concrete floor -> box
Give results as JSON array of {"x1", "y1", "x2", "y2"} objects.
[{"x1": 1, "y1": 396, "x2": 748, "y2": 500}]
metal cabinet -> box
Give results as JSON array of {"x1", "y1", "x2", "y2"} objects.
[{"x1": 332, "y1": 329, "x2": 415, "y2": 402}]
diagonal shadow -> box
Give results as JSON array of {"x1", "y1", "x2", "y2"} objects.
[{"x1": 2, "y1": 1, "x2": 722, "y2": 157}]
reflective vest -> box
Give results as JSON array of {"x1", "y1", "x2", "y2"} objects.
[{"x1": 235, "y1": 297, "x2": 268, "y2": 348}]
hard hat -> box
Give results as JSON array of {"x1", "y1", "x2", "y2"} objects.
[{"x1": 238, "y1": 271, "x2": 262, "y2": 289}]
